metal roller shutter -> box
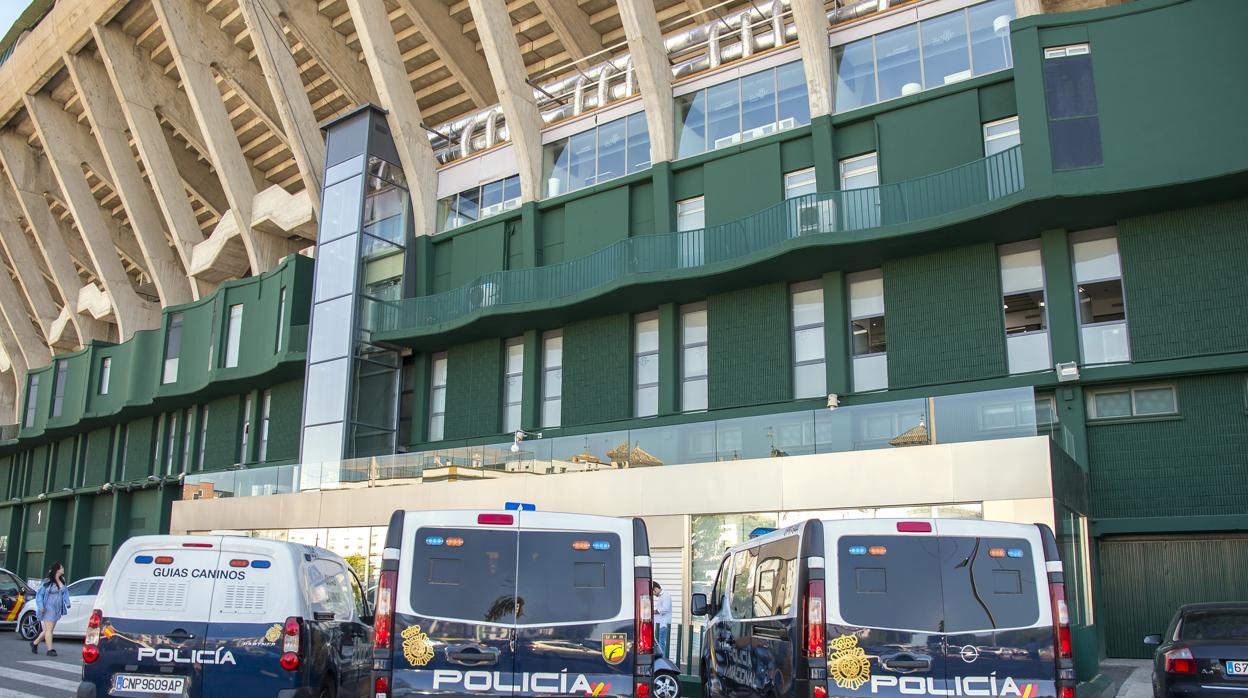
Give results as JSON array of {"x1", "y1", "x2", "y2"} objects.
[{"x1": 651, "y1": 547, "x2": 684, "y2": 624}]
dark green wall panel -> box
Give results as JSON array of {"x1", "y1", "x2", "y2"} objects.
[
  {"x1": 977, "y1": 81, "x2": 1018, "y2": 124},
  {"x1": 1118, "y1": 199, "x2": 1248, "y2": 362},
  {"x1": 539, "y1": 207, "x2": 565, "y2": 265},
  {"x1": 779, "y1": 135, "x2": 815, "y2": 174},
  {"x1": 202, "y1": 394, "x2": 243, "y2": 471},
  {"x1": 84, "y1": 427, "x2": 112, "y2": 486},
  {"x1": 52, "y1": 438, "x2": 74, "y2": 490},
  {"x1": 629, "y1": 182, "x2": 655, "y2": 237},
  {"x1": 432, "y1": 239, "x2": 453, "y2": 292},
  {"x1": 27, "y1": 446, "x2": 47, "y2": 496},
  {"x1": 703, "y1": 145, "x2": 783, "y2": 226},
  {"x1": 264, "y1": 380, "x2": 303, "y2": 463},
  {"x1": 562, "y1": 314, "x2": 632, "y2": 428},
  {"x1": 883, "y1": 243, "x2": 1006, "y2": 388},
  {"x1": 833, "y1": 121, "x2": 875, "y2": 160},
  {"x1": 877, "y1": 90, "x2": 983, "y2": 182},
  {"x1": 707, "y1": 284, "x2": 790, "y2": 409},
  {"x1": 563, "y1": 187, "x2": 630, "y2": 259},
  {"x1": 443, "y1": 339, "x2": 502, "y2": 440},
  {"x1": 123, "y1": 418, "x2": 155, "y2": 480}
]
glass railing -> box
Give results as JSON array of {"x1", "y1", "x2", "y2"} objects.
[
  {"x1": 185, "y1": 385, "x2": 1048, "y2": 499},
  {"x1": 372, "y1": 147, "x2": 1023, "y2": 333}
]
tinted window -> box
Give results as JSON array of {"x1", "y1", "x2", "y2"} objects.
[
  {"x1": 516, "y1": 531, "x2": 622, "y2": 625},
  {"x1": 67, "y1": 579, "x2": 96, "y2": 597},
  {"x1": 754, "y1": 537, "x2": 798, "y2": 618},
  {"x1": 711, "y1": 554, "x2": 731, "y2": 611},
  {"x1": 941, "y1": 536, "x2": 1040, "y2": 632},
  {"x1": 730, "y1": 547, "x2": 758, "y2": 619},
  {"x1": 306, "y1": 559, "x2": 355, "y2": 620},
  {"x1": 411, "y1": 527, "x2": 517, "y2": 623},
  {"x1": 839, "y1": 535, "x2": 945, "y2": 633},
  {"x1": 1180, "y1": 611, "x2": 1248, "y2": 640}
]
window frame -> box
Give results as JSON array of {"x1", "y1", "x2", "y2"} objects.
[
  {"x1": 680, "y1": 302, "x2": 708, "y2": 413},
  {"x1": 98, "y1": 356, "x2": 112, "y2": 395},
  {"x1": 634, "y1": 311, "x2": 660, "y2": 418},
  {"x1": 839, "y1": 152, "x2": 879, "y2": 189},
  {"x1": 541, "y1": 330, "x2": 563, "y2": 429},
  {"x1": 258, "y1": 389, "x2": 272, "y2": 462},
  {"x1": 983, "y1": 115, "x2": 1021, "y2": 156},
  {"x1": 676, "y1": 196, "x2": 705, "y2": 232},
  {"x1": 502, "y1": 337, "x2": 524, "y2": 435},
  {"x1": 1070, "y1": 227, "x2": 1130, "y2": 364},
  {"x1": 50, "y1": 360, "x2": 68, "y2": 418},
  {"x1": 1086, "y1": 384, "x2": 1178, "y2": 421},
  {"x1": 275, "y1": 286, "x2": 287, "y2": 353},
  {"x1": 238, "y1": 394, "x2": 252, "y2": 465},
  {"x1": 783, "y1": 167, "x2": 818, "y2": 200},
  {"x1": 428, "y1": 352, "x2": 448, "y2": 441},
  {"x1": 162, "y1": 312, "x2": 184, "y2": 384},
  {"x1": 23, "y1": 374, "x2": 39, "y2": 428},
  {"x1": 791, "y1": 280, "x2": 826, "y2": 400},
  {"x1": 196, "y1": 405, "x2": 209, "y2": 471}
]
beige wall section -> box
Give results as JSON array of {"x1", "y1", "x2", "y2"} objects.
[{"x1": 172, "y1": 437, "x2": 1056, "y2": 533}]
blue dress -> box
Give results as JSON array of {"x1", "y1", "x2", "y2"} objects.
[{"x1": 36, "y1": 583, "x2": 68, "y2": 623}]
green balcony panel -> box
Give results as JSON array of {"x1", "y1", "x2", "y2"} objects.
[
  {"x1": 707, "y1": 284, "x2": 791, "y2": 410},
  {"x1": 443, "y1": 339, "x2": 503, "y2": 440},
  {"x1": 562, "y1": 314, "x2": 632, "y2": 429},
  {"x1": 265, "y1": 380, "x2": 305, "y2": 463}
]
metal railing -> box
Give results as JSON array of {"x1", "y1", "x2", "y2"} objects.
[{"x1": 374, "y1": 147, "x2": 1024, "y2": 333}]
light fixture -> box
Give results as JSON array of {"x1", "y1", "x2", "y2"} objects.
[
  {"x1": 1056, "y1": 361, "x2": 1080, "y2": 382},
  {"x1": 826, "y1": 393, "x2": 840, "y2": 411},
  {"x1": 511, "y1": 429, "x2": 543, "y2": 453}
]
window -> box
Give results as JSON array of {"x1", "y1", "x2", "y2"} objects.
[
  {"x1": 23, "y1": 374, "x2": 38, "y2": 428},
  {"x1": 163, "y1": 411, "x2": 178, "y2": 475},
  {"x1": 197, "y1": 405, "x2": 209, "y2": 471},
  {"x1": 502, "y1": 338, "x2": 523, "y2": 434},
  {"x1": 784, "y1": 168, "x2": 817, "y2": 200},
  {"x1": 681, "y1": 303, "x2": 708, "y2": 412},
  {"x1": 437, "y1": 175, "x2": 522, "y2": 232},
  {"x1": 753, "y1": 537, "x2": 798, "y2": 618},
  {"x1": 180, "y1": 407, "x2": 194, "y2": 472},
  {"x1": 792, "y1": 281, "x2": 826, "y2": 399},
  {"x1": 1043, "y1": 43, "x2": 1101, "y2": 170},
  {"x1": 999, "y1": 240, "x2": 1051, "y2": 374},
  {"x1": 306, "y1": 559, "x2": 355, "y2": 620},
  {"x1": 275, "y1": 287, "x2": 287, "y2": 352},
  {"x1": 117, "y1": 424, "x2": 129, "y2": 479},
  {"x1": 163, "y1": 312, "x2": 183, "y2": 384},
  {"x1": 840, "y1": 153, "x2": 879, "y2": 229},
  {"x1": 541, "y1": 331, "x2": 562, "y2": 428},
  {"x1": 1071, "y1": 227, "x2": 1129, "y2": 365},
  {"x1": 676, "y1": 197, "x2": 705, "y2": 268},
  {"x1": 543, "y1": 112, "x2": 649, "y2": 197},
  {"x1": 238, "y1": 394, "x2": 252, "y2": 464},
  {"x1": 428, "y1": 352, "x2": 448, "y2": 441},
  {"x1": 676, "y1": 196, "x2": 704, "y2": 232},
  {"x1": 832, "y1": 0, "x2": 1015, "y2": 113},
  {"x1": 634, "y1": 312, "x2": 659, "y2": 417},
  {"x1": 224, "y1": 304, "x2": 243, "y2": 368},
  {"x1": 1087, "y1": 386, "x2": 1177, "y2": 420},
  {"x1": 98, "y1": 357, "x2": 111, "y2": 395},
  {"x1": 849, "y1": 269, "x2": 887, "y2": 392},
  {"x1": 730, "y1": 547, "x2": 758, "y2": 619},
  {"x1": 984, "y1": 116, "x2": 1021, "y2": 156},
  {"x1": 840, "y1": 153, "x2": 878, "y2": 189},
  {"x1": 50, "y1": 361, "x2": 68, "y2": 418},
  {"x1": 257, "y1": 390, "x2": 272, "y2": 462},
  {"x1": 676, "y1": 61, "x2": 809, "y2": 158}
]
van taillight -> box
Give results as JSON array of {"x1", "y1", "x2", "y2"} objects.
[
  {"x1": 635, "y1": 578, "x2": 653, "y2": 655},
  {"x1": 375, "y1": 676, "x2": 390, "y2": 698},
  {"x1": 1049, "y1": 582, "x2": 1072, "y2": 660},
  {"x1": 280, "y1": 616, "x2": 303, "y2": 671},
  {"x1": 804, "y1": 579, "x2": 825, "y2": 658},
  {"x1": 374, "y1": 569, "x2": 398, "y2": 651},
  {"x1": 83, "y1": 609, "x2": 103, "y2": 663},
  {"x1": 477, "y1": 513, "x2": 513, "y2": 525}
]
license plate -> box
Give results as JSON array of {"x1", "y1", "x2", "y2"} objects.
[
  {"x1": 1227, "y1": 661, "x2": 1248, "y2": 676},
  {"x1": 111, "y1": 674, "x2": 187, "y2": 695}
]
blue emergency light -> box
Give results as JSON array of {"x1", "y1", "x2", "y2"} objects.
[
  {"x1": 748, "y1": 527, "x2": 776, "y2": 539},
  {"x1": 505, "y1": 502, "x2": 536, "y2": 511}
]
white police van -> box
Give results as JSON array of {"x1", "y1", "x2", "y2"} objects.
[
  {"x1": 371, "y1": 507, "x2": 680, "y2": 698},
  {"x1": 78, "y1": 535, "x2": 373, "y2": 698},
  {"x1": 693, "y1": 519, "x2": 1075, "y2": 698}
]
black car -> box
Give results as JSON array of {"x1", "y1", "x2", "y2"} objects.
[{"x1": 1146, "y1": 602, "x2": 1248, "y2": 698}]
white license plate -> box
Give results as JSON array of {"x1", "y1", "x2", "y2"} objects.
[
  {"x1": 1227, "y1": 661, "x2": 1248, "y2": 676},
  {"x1": 111, "y1": 674, "x2": 187, "y2": 695}
]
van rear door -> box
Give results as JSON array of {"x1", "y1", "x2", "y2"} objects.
[
  {"x1": 511, "y1": 511, "x2": 636, "y2": 698},
  {"x1": 392, "y1": 510, "x2": 518, "y2": 698},
  {"x1": 96, "y1": 537, "x2": 222, "y2": 698}
]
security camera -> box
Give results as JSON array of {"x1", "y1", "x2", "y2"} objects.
[
  {"x1": 826, "y1": 393, "x2": 840, "y2": 411},
  {"x1": 510, "y1": 441, "x2": 520, "y2": 454}
]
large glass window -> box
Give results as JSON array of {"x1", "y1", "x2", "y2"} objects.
[
  {"x1": 1071, "y1": 228, "x2": 1128, "y2": 365},
  {"x1": 164, "y1": 411, "x2": 178, "y2": 475},
  {"x1": 163, "y1": 312, "x2": 183, "y2": 384},
  {"x1": 542, "y1": 331, "x2": 563, "y2": 428},
  {"x1": 503, "y1": 337, "x2": 523, "y2": 434},
  {"x1": 840, "y1": 153, "x2": 880, "y2": 229},
  {"x1": 224, "y1": 303, "x2": 243, "y2": 368},
  {"x1": 634, "y1": 312, "x2": 659, "y2": 418},
  {"x1": 681, "y1": 303, "x2": 708, "y2": 412},
  {"x1": 275, "y1": 286, "x2": 287, "y2": 352},
  {"x1": 98, "y1": 357, "x2": 111, "y2": 395},
  {"x1": 675, "y1": 61, "x2": 809, "y2": 158},
  {"x1": 543, "y1": 112, "x2": 649, "y2": 197},
  {"x1": 999, "y1": 240, "x2": 1051, "y2": 374},
  {"x1": 429, "y1": 353, "x2": 448, "y2": 441},
  {"x1": 181, "y1": 407, "x2": 194, "y2": 471},
  {"x1": 1087, "y1": 385, "x2": 1176, "y2": 420},
  {"x1": 197, "y1": 405, "x2": 209, "y2": 471},
  {"x1": 849, "y1": 269, "x2": 887, "y2": 392},
  {"x1": 1044, "y1": 43, "x2": 1101, "y2": 170},
  {"x1": 436, "y1": 175, "x2": 521, "y2": 232},
  {"x1": 792, "y1": 281, "x2": 826, "y2": 399},
  {"x1": 51, "y1": 360, "x2": 68, "y2": 418},
  {"x1": 239, "y1": 394, "x2": 252, "y2": 465}
]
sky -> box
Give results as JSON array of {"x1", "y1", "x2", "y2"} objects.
[{"x1": 0, "y1": 2, "x2": 30, "y2": 41}]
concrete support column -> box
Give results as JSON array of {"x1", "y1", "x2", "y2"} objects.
[
  {"x1": 1041, "y1": 228, "x2": 1079, "y2": 367},
  {"x1": 267, "y1": 0, "x2": 378, "y2": 106},
  {"x1": 657, "y1": 303, "x2": 679, "y2": 414},
  {"x1": 616, "y1": 0, "x2": 675, "y2": 164},
  {"x1": 519, "y1": 202, "x2": 540, "y2": 268},
  {"x1": 0, "y1": 189, "x2": 60, "y2": 346},
  {"x1": 521, "y1": 330, "x2": 541, "y2": 431},
  {"x1": 822, "y1": 270, "x2": 850, "y2": 396},
  {"x1": 1015, "y1": 0, "x2": 1043, "y2": 19},
  {"x1": 790, "y1": 0, "x2": 835, "y2": 119},
  {"x1": 0, "y1": 267, "x2": 50, "y2": 371}
]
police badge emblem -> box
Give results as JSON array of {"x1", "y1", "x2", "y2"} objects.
[
  {"x1": 401, "y1": 624, "x2": 435, "y2": 667},
  {"x1": 264, "y1": 623, "x2": 282, "y2": 643},
  {"x1": 829, "y1": 635, "x2": 871, "y2": 690},
  {"x1": 601, "y1": 633, "x2": 627, "y2": 665}
]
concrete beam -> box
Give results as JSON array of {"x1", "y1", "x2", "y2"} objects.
[
  {"x1": 466, "y1": 0, "x2": 545, "y2": 202},
  {"x1": 0, "y1": 186, "x2": 60, "y2": 342},
  {"x1": 151, "y1": 0, "x2": 287, "y2": 274},
  {"x1": 0, "y1": 133, "x2": 108, "y2": 346},
  {"x1": 0, "y1": 320, "x2": 26, "y2": 424},
  {"x1": 1016, "y1": 0, "x2": 1042, "y2": 18},
  {"x1": 395, "y1": 0, "x2": 498, "y2": 108},
  {"x1": 345, "y1": 0, "x2": 439, "y2": 236},
  {"x1": 615, "y1": 0, "x2": 675, "y2": 163},
  {"x1": 237, "y1": 0, "x2": 325, "y2": 216},
  {"x1": 533, "y1": 0, "x2": 604, "y2": 62},
  {"x1": 789, "y1": 0, "x2": 834, "y2": 118},
  {"x1": 66, "y1": 50, "x2": 195, "y2": 306},
  {"x1": 0, "y1": 264, "x2": 51, "y2": 370},
  {"x1": 24, "y1": 93, "x2": 159, "y2": 340},
  {"x1": 267, "y1": 0, "x2": 377, "y2": 106}
]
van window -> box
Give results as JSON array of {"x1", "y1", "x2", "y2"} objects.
[
  {"x1": 306, "y1": 559, "x2": 355, "y2": 620},
  {"x1": 730, "y1": 547, "x2": 758, "y2": 619},
  {"x1": 838, "y1": 536, "x2": 945, "y2": 633},
  {"x1": 410, "y1": 527, "x2": 518, "y2": 623},
  {"x1": 941, "y1": 536, "x2": 1039, "y2": 632},
  {"x1": 753, "y1": 537, "x2": 798, "y2": 618},
  {"x1": 711, "y1": 554, "x2": 731, "y2": 611},
  {"x1": 516, "y1": 531, "x2": 622, "y2": 624}
]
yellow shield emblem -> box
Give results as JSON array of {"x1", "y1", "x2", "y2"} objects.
[
  {"x1": 264, "y1": 624, "x2": 283, "y2": 643},
  {"x1": 601, "y1": 633, "x2": 627, "y2": 665},
  {"x1": 401, "y1": 625, "x2": 435, "y2": 667},
  {"x1": 829, "y1": 635, "x2": 871, "y2": 690}
]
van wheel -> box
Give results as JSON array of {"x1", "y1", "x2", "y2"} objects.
[
  {"x1": 18, "y1": 612, "x2": 38, "y2": 641},
  {"x1": 654, "y1": 672, "x2": 680, "y2": 698}
]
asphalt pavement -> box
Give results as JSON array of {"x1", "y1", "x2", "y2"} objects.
[{"x1": 0, "y1": 632, "x2": 82, "y2": 698}]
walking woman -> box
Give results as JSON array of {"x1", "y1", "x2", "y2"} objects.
[{"x1": 30, "y1": 562, "x2": 70, "y2": 656}]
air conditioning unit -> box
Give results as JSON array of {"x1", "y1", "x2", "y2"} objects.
[
  {"x1": 480, "y1": 202, "x2": 506, "y2": 218},
  {"x1": 503, "y1": 198, "x2": 521, "y2": 211},
  {"x1": 794, "y1": 200, "x2": 834, "y2": 236},
  {"x1": 777, "y1": 117, "x2": 797, "y2": 131},
  {"x1": 712, "y1": 133, "x2": 741, "y2": 149},
  {"x1": 741, "y1": 122, "x2": 777, "y2": 141},
  {"x1": 471, "y1": 281, "x2": 499, "y2": 309}
]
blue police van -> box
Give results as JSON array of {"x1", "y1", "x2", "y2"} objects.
[
  {"x1": 692, "y1": 519, "x2": 1075, "y2": 698},
  {"x1": 78, "y1": 535, "x2": 373, "y2": 698},
  {"x1": 370, "y1": 508, "x2": 679, "y2": 698}
]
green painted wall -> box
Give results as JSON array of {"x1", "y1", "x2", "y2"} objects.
[
  {"x1": 264, "y1": 380, "x2": 304, "y2": 463},
  {"x1": 443, "y1": 339, "x2": 502, "y2": 440},
  {"x1": 561, "y1": 314, "x2": 632, "y2": 428},
  {"x1": 707, "y1": 284, "x2": 791, "y2": 409},
  {"x1": 202, "y1": 394, "x2": 243, "y2": 471},
  {"x1": 84, "y1": 428, "x2": 112, "y2": 488},
  {"x1": 883, "y1": 243, "x2": 1007, "y2": 388},
  {"x1": 1118, "y1": 198, "x2": 1248, "y2": 362},
  {"x1": 703, "y1": 145, "x2": 783, "y2": 226},
  {"x1": 563, "y1": 187, "x2": 631, "y2": 259},
  {"x1": 1088, "y1": 374, "x2": 1248, "y2": 521},
  {"x1": 877, "y1": 90, "x2": 984, "y2": 183}
]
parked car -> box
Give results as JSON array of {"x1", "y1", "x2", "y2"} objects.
[
  {"x1": 1145, "y1": 602, "x2": 1248, "y2": 698},
  {"x1": 692, "y1": 518, "x2": 1076, "y2": 698},
  {"x1": 16, "y1": 576, "x2": 103, "y2": 640},
  {"x1": 0, "y1": 567, "x2": 36, "y2": 633}
]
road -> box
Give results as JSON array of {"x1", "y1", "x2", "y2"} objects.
[{"x1": 0, "y1": 633, "x2": 82, "y2": 698}]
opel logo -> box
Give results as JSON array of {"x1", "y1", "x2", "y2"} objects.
[{"x1": 959, "y1": 645, "x2": 980, "y2": 663}]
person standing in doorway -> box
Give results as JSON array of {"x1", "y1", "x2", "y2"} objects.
[
  {"x1": 31, "y1": 562, "x2": 70, "y2": 655},
  {"x1": 652, "y1": 581, "x2": 672, "y2": 658}
]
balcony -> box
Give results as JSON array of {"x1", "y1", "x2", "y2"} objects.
[{"x1": 372, "y1": 146, "x2": 1024, "y2": 336}]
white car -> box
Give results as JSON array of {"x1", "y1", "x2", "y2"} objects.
[{"x1": 16, "y1": 576, "x2": 103, "y2": 641}]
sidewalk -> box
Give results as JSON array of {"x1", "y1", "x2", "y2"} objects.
[{"x1": 1101, "y1": 659, "x2": 1151, "y2": 698}]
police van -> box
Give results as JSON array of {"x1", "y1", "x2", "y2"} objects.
[
  {"x1": 78, "y1": 535, "x2": 373, "y2": 698},
  {"x1": 371, "y1": 508, "x2": 680, "y2": 698},
  {"x1": 692, "y1": 519, "x2": 1075, "y2": 698}
]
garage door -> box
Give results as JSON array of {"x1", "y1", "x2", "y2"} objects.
[{"x1": 1100, "y1": 535, "x2": 1248, "y2": 658}]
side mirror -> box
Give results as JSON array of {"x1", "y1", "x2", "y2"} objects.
[
  {"x1": 1143, "y1": 634, "x2": 1162, "y2": 646},
  {"x1": 690, "y1": 593, "x2": 708, "y2": 617}
]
